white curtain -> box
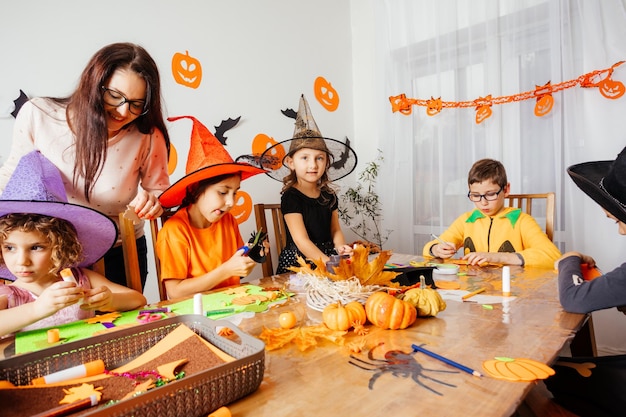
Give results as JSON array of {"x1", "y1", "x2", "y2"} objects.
[
  {"x1": 375, "y1": 0, "x2": 626, "y2": 257},
  {"x1": 371, "y1": 0, "x2": 626, "y2": 353}
]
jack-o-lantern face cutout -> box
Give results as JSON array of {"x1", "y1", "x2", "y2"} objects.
[
  {"x1": 475, "y1": 95, "x2": 493, "y2": 124},
  {"x1": 230, "y1": 191, "x2": 253, "y2": 224},
  {"x1": 426, "y1": 97, "x2": 442, "y2": 116},
  {"x1": 534, "y1": 94, "x2": 554, "y2": 117},
  {"x1": 314, "y1": 76, "x2": 340, "y2": 111},
  {"x1": 167, "y1": 142, "x2": 178, "y2": 175},
  {"x1": 172, "y1": 51, "x2": 202, "y2": 89},
  {"x1": 598, "y1": 77, "x2": 625, "y2": 99},
  {"x1": 389, "y1": 94, "x2": 413, "y2": 115},
  {"x1": 252, "y1": 133, "x2": 285, "y2": 170}
]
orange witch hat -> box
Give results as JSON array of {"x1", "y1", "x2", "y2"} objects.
[{"x1": 158, "y1": 115, "x2": 266, "y2": 208}]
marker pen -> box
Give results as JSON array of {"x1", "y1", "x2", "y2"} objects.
[
  {"x1": 30, "y1": 394, "x2": 98, "y2": 417},
  {"x1": 31, "y1": 360, "x2": 105, "y2": 385}
]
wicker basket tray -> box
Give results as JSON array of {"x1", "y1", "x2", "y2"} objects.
[{"x1": 0, "y1": 315, "x2": 265, "y2": 417}]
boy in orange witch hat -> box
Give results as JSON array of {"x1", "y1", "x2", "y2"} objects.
[{"x1": 156, "y1": 116, "x2": 266, "y2": 299}]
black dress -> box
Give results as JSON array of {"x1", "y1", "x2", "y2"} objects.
[{"x1": 276, "y1": 188, "x2": 338, "y2": 274}]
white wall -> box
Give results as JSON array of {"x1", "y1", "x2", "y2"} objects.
[{"x1": 0, "y1": 0, "x2": 358, "y2": 303}]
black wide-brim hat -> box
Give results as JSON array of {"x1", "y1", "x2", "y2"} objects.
[{"x1": 567, "y1": 146, "x2": 626, "y2": 224}]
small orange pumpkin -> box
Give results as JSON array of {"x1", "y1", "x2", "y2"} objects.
[
  {"x1": 314, "y1": 76, "x2": 340, "y2": 111},
  {"x1": 322, "y1": 301, "x2": 366, "y2": 331},
  {"x1": 171, "y1": 50, "x2": 202, "y2": 89},
  {"x1": 230, "y1": 191, "x2": 252, "y2": 224},
  {"x1": 365, "y1": 292, "x2": 417, "y2": 330}
]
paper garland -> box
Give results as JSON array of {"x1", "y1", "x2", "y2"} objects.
[{"x1": 390, "y1": 61, "x2": 625, "y2": 124}]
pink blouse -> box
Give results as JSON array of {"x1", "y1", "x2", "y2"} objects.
[{"x1": 0, "y1": 267, "x2": 94, "y2": 332}]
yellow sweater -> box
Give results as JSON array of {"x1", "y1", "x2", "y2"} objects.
[{"x1": 423, "y1": 207, "x2": 561, "y2": 269}]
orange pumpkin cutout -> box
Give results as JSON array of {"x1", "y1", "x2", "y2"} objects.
[
  {"x1": 389, "y1": 94, "x2": 414, "y2": 115},
  {"x1": 314, "y1": 76, "x2": 340, "y2": 111},
  {"x1": 482, "y1": 357, "x2": 555, "y2": 381},
  {"x1": 252, "y1": 133, "x2": 285, "y2": 170},
  {"x1": 475, "y1": 95, "x2": 493, "y2": 124},
  {"x1": 172, "y1": 51, "x2": 202, "y2": 89},
  {"x1": 534, "y1": 94, "x2": 554, "y2": 117},
  {"x1": 426, "y1": 97, "x2": 442, "y2": 116},
  {"x1": 598, "y1": 77, "x2": 625, "y2": 99},
  {"x1": 167, "y1": 142, "x2": 178, "y2": 175},
  {"x1": 230, "y1": 191, "x2": 252, "y2": 224}
]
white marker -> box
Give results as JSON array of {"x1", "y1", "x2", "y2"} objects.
[{"x1": 31, "y1": 359, "x2": 105, "y2": 385}]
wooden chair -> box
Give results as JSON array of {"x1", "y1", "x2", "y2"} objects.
[
  {"x1": 254, "y1": 203, "x2": 287, "y2": 277},
  {"x1": 149, "y1": 208, "x2": 176, "y2": 301},
  {"x1": 118, "y1": 213, "x2": 143, "y2": 293},
  {"x1": 506, "y1": 193, "x2": 555, "y2": 241}
]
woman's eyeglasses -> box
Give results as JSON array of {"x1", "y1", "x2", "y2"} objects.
[
  {"x1": 468, "y1": 187, "x2": 503, "y2": 202},
  {"x1": 101, "y1": 86, "x2": 148, "y2": 116}
]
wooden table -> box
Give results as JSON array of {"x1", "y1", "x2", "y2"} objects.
[
  {"x1": 0, "y1": 256, "x2": 587, "y2": 417},
  {"x1": 227, "y1": 259, "x2": 586, "y2": 417}
]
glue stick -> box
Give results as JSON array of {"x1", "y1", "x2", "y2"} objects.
[
  {"x1": 60, "y1": 268, "x2": 77, "y2": 284},
  {"x1": 193, "y1": 293, "x2": 203, "y2": 315},
  {"x1": 31, "y1": 359, "x2": 105, "y2": 385},
  {"x1": 502, "y1": 266, "x2": 511, "y2": 297}
]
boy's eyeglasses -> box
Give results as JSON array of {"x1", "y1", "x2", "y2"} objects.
[
  {"x1": 101, "y1": 86, "x2": 148, "y2": 116},
  {"x1": 468, "y1": 187, "x2": 503, "y2": 202}
]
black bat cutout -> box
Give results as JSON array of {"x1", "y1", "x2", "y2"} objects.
[
  {"x1": 330, "y1": 136, "x2": 351, "y2": 170},
  {"x1": 281, "y1": 108, "x2": 297, "y2": 119},
  {"x1": 214, "y1": 116, "x2": 241, "y2": 145},
  {"x1": 11, "y1": 90, "x2": 29, "y2": 118}
]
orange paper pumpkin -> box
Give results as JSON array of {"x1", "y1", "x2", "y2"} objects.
[
  {"x1": 426, "y1": 97, "x2": 442, "y2": 116},
  {"x1": 230, "y1": 191, "x2": 252, "y2": 224},
  {"x1": 172, "y1": 50, "x2": 202, "y2": 89},
  {"x1": 482, "y1": 357, "x2": 555, "y2": 381},
  {"x1": 598, "y1": 77, "x2": 625, "y2": 99},
  {"x1": 534, "y1": 94, "x2": 554, "y2": 117},
  {"x1": 167, "y1": 142, "x2": 178, "y2": 175},
  {"x1": 252, "y1": 133, "x2": 285, "y2": 170},
  {"x1": 475, "y1": 105, "x2": 492, "y2": 124},
  {"x1": 314, "y1": 76, "x2": 340, "y2": 111}
]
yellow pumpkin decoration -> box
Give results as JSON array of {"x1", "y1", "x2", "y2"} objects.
[
  {"x1": 402, "y1": 276, "x2": 447, "y2": 317},
  {"x1": 322, "y1": 301, "x2": 367, "y2": 331},
  {"x1": 365, "y1": 292, "x2": 417, "y2": 330},
  {"x1": 482, "y1": 357, "x2": 555, "y2": 382}
]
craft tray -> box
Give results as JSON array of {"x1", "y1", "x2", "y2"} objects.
[{"x1": 0, "y1": 315, "x2": 265, "y2": 417}]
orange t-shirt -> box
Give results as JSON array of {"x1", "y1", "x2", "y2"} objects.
[{"x1": 156, "y1": 207, "x2": 244, "y2": 289}]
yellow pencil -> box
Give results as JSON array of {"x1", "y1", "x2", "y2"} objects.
[{"x1": 461, "y1": 287, "x2": 486, "y2": 300}]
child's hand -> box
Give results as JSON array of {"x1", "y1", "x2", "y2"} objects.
[
  {"x1": 33, "y1": 281, "x2": 83, "y2": 318},
  {"x1": 225, "y1": 249, "x2": 257, "y2": 277},
  {"x1": 80, "y1": 286, "x2": 114, "y2": 311},
  {"x1": 335, "y1": 244, "x2": 353, "y2": 257},
  {"x1": 432, "y1": 242, "x2": 456, "y2": 258}
]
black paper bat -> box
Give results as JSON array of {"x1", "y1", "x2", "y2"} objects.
[
  {"x1": 11, "y1": 90, "x2": 29, "y2": 118},
  {"x1": 330, "y1": 136, "x2": 352, "y2": 170},
  {"x1": 214, "y1": 116, "x2": 241, "y2": 145},
  {"x1": 281, "y1": 108, "x2": 297, "y2": 119}
]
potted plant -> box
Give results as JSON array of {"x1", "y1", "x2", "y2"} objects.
[{"x1": 339, "y1": 149, "x2": 392, "y2": 250}]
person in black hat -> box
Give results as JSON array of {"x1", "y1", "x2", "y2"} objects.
[
  {"x1": 544, "y1": 146, "x2": 626, "y2": 417},
  {"x1": 260, "y1": 95, "x2": 358, "y2": 274}
]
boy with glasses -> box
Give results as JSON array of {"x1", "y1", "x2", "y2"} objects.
[{"x1": 423, "y1": 158, "x2": 561, "y2": 268}]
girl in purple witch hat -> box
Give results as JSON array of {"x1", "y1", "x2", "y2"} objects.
[{"x1": 0, "y1": 151, "x2": 146, "y2": 336}]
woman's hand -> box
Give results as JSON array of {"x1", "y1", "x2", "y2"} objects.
[
  {"x1": 335, "y1": 244, "x2": 353, "y2": 257},
  {"x1": 129, "y1": 190, "x2": 163, "y2": 220}
]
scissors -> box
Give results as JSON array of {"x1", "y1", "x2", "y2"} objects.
[{"x1": 137, "y1": 312, "x2": 163, "y2": 324}]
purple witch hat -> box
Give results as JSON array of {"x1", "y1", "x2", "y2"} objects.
[{"x1": 0, "y1": 151, "x2": 117, "y2": 280}]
